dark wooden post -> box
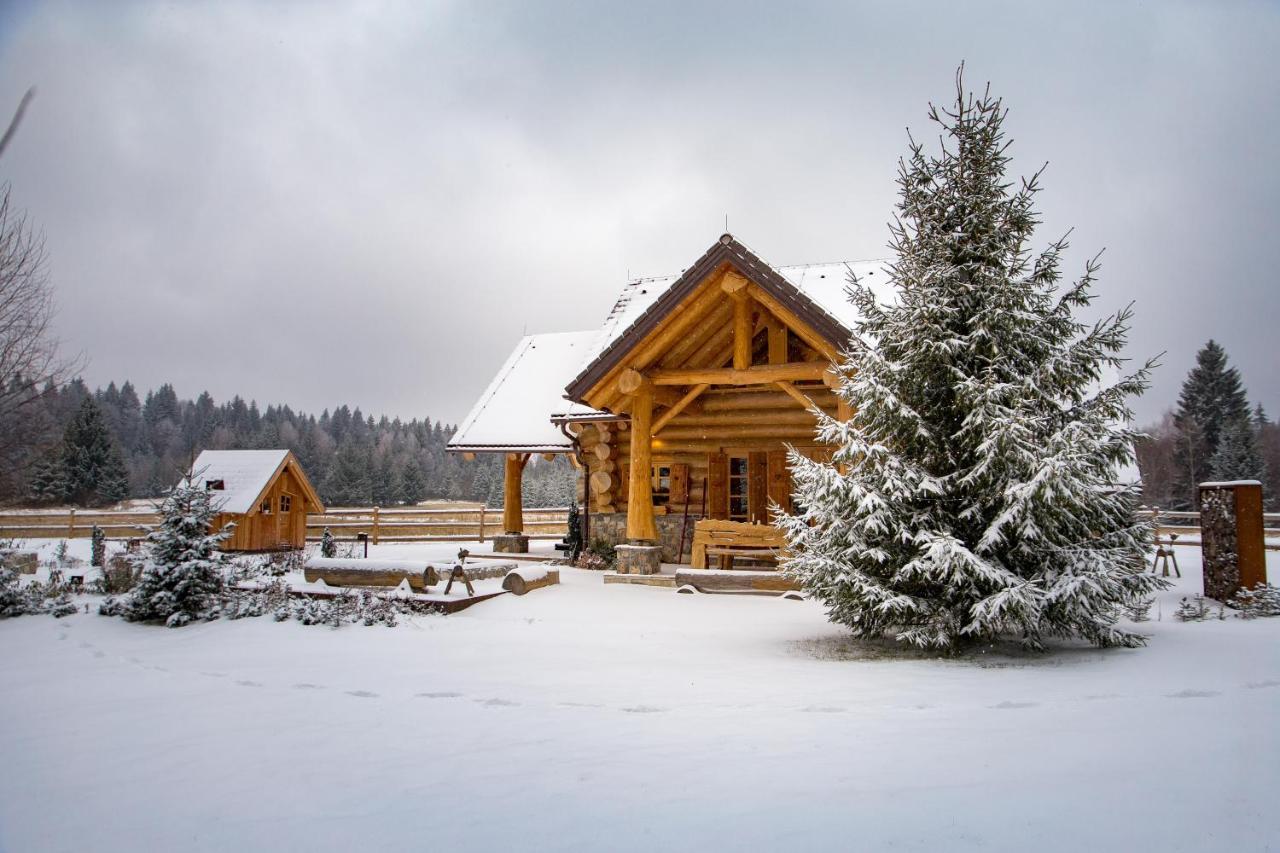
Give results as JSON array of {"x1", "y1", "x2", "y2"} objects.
[{"x1": 1199, "y1": 480, "x2": 1266, "y2": 601}]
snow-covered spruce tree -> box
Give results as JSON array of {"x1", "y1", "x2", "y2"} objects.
[
  {"x1": 1210, "y1": 413, "x2": 1265, "y2": 483},
  {"x1": 778, "y1": 71, "x2": 1167, "y2": 651},
  {"x1": 1173, "y1": 340, "x2": 1252, "y2": 507},
  {"x1": 121, "y1": 474, "x2": 230, "y2": 627},
  {"x1": 320, "y1": 526, "x2": 337, "y2": 558}
]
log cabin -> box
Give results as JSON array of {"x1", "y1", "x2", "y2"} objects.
[
  {"x1": 187, "y1": 449, "x2": 325, "y2": 551},
  {"x1": 448, "y1": 234, "x2": 891, "y2": 570}
]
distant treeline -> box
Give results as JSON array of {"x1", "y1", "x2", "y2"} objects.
[{"x1": 3, "y1": 379, "x2": 575, "y2": 509}]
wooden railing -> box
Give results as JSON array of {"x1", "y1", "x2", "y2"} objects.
[
  {"x1": 0, "y1": 506, "x2": 570, "y2": 544},
  {"x1": 1143, "y1": 506, "x2": 1280, "y2": 551}
]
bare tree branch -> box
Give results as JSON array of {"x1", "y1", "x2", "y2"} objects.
[{"x1": 0, "y1": 88, "x2": 36, "y2": 160}]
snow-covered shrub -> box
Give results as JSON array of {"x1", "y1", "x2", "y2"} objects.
[
  {"x1": 1176, "y1": 596, "x2": 1211, "y2": 622},
  {"x1": 320, "y1": 527, "x2": 337, "y2": 558},
  {"x1": 91, "y1": 526, "x2": 106, "y2": 568},
  {"x1": 1230, "y1": 583, "x2": 1280, "y2": 619},
  {"x1": 1125, "y1": 598, "x2": 1153, "y2": 623},
  {"x1": 92, "y1": 555, "x2": 140, "y2": 596},
  {"x1": 1, "y1": 566, "x2": 77, "y2": 619},
  {"x1": 778, "y1": 70, "x2": 1166, "y2": 651},
  {"x1": 575, "y1": 538, "x2": 616, "y2": 571},
  {"x1": 118, "y1": 476, "x2": 231, "y2": 627}
]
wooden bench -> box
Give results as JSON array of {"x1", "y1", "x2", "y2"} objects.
[
  {"x1": 703, "y1": 546, "x2": 779, "y2": 571},
  {"x1": 690, "y1": 519, "x2": 786, "y2": 569}
]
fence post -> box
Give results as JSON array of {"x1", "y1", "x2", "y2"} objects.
[
  {"x1": 478, "y1": 506, "x2": 486, "y2": 543},
  {"x1": 373, "y1": 506, "x2": 380, "y2": 545},
  {"x1": 68, "y1": 508, "x2": 76, "y2": 539}
]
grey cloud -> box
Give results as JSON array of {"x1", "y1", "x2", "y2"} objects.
[{"x1": 0, "y1": 0, "x2": 1276, "y2": 424}]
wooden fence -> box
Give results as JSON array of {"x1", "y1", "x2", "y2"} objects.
[
  {"x1": 0, "y1": 506, "x2": 570, "y2": 544},
  {"x1": 1145, "y1": 507, "x2": 1280, "y2": 551}
]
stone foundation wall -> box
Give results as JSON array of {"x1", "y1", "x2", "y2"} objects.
[{"x1": 587, "y1": 512, "x2": 704, "y2": 563}]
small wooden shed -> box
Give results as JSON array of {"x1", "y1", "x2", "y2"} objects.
[{"x1": 189, "y1": 449, "x2": 325, "y2": 551}]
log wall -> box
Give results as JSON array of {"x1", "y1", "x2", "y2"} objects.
[{"x1": 574, "y1": 385, "x2": 835, "y2": 522}]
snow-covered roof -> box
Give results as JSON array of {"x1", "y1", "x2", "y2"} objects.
[
  {"x1": 580, "y1": 260, "x2": 892, "y2": 369},
  {"x1": 449, "y1": 331, "x2": 600, "y2": 452},
  {"x1": 188, "y1": 449, "x2": 293, "y2": 515}
]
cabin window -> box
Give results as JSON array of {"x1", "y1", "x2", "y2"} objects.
[
  {"x1": 651, "y1": 466, "x2": 671, "y2": 507},
  {"x1": 204, "y1": 479, "x2": 225, "y2": 491},
  {"x1": 279, "y1": 494, "x2": 292, "y2": 513},
  {"x1": 728, "y1": 456, "x2": 750, "y2": 521},
  {"x1": 259, "y1": 499, "x2": 272, "y2": 515}
]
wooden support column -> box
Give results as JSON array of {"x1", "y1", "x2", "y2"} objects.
[
  {"x1": 503, "y1": 453, "x2": 529, "y2": 534},
  {"x1": 721, "y1": 270, "x2": 753, "y2": 371},
  {"x1": 767, "y1": 320, "x2": 787, "y2": 365},
  {"x1": 625, "y1": 379, "x2": 658, "y2": 542}
]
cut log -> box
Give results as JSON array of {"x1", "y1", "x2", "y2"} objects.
[{"x1": 501, "y1": 567, "x2": 560, "y2": 595}]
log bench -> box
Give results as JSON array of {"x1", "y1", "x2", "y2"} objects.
[
  {"x1": 702, "y1": 546, "x2": 779, "y2": 571},
  {"x1": 690, "y1": 519, "x2": 786, "y2": 569}
]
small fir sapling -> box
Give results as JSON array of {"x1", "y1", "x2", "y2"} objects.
[
  {"x1": 320, "y1": 526, "x2": 337, "y2": 558},
  {"x1": 1125, "y1": 598, "x2": 1153, "y2": 623},
  {"x1": 778, "y1": 68, "x2": 1166, "y2": 651},
  {"x1": 90, "y1": 525, "x2": 105, "y2": 568},
  {"x1": 1230, "y1": 583, "x2": 1280, "y2": 619},
  {"x1": 115, "y1": 471, "x2": 231, "y2": 627}
]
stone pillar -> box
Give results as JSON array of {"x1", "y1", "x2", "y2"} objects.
[
  {"x1": 1199, "y1": 480, "x2": 1266, "y2": 601},
  {"x1": 615, "y1": 543, "x2": 662, "y2": 575}
]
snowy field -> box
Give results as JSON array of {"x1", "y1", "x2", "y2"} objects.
[{"x1": 2, "y1": 540, "x2": 1278, "y2": 852}]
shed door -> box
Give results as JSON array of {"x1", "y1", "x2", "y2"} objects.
[{"x1": 277, "y1": 492, "x2": 295, "y2": 546}]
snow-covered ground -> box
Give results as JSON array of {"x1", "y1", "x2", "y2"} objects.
[{"x1": 2, "y1": 541, "x2": 1278, "y2": 852}]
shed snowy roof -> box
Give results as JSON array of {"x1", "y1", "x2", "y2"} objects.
[
  {"x1": 449, "y1": 331, "x2": 600, "y2": 452},
  {"x1": 187, "y1": 449, "x2": 293, "y2": 515}
]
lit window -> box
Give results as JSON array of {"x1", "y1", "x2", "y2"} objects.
[
  {"x1": 728, "y1": 456, "x2": 749, "y2": 521},
  {"x1": 651, "y1": 466, "x2": 671, "y2": 507}
]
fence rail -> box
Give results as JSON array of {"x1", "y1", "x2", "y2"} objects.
[
  {"x1": 0, "y1": 506, "x2": 570, "y2": 545},
  {"x1": 1142, "y1": 506, "x2": 1280, "y2": 551}
]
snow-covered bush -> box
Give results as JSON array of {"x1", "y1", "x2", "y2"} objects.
[
  {"x1": 779, "y1": 70, "x2": 1167, "y2": 651},
  {"x1": 1230, "y1": 583, "x2": 1280, "y2": 619},
  {"x1": 320, "y1": 527, "x2": 337, "y2": 558},
  {"x1": 90, "y1": 526, "x2": 106, "y2": 568},
  {"x1": 1, "y1": 566, "x2": 77, "y2": 619},
  {"x1": 575, "y1": 538, "x2": 616, "y2": 571},
  {"x1": 1175, "y1": 595, "x2": 1225, "y2": 622},
  {"x1": 1125, "y1": 598, "x2": 1153, "y2": 623},
  {"x1": 115, "y1": 475, "x2": 231, "y2": 627}
]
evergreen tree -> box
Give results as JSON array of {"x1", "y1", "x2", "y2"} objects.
[
  {"x1": 121, "y1": 474, "x2": 229, "y2": 627},
  {"x1": 28, "y1": 450, "x2": 65, "y2": 504},
  {"x1": 1173, "y1": 341, "x2": 1251, "y2": 507},
  {"x1": 1210, "y1": 414, "x2": 1265, "y2": 482},
  {"x1": 320, "y1": 526, "x2": 337, "y2": 558},
  {"x1": 59, "y1": 397, "x2": 131, "y2": 506},
  {"x1": 779, "y1": 71, "x2": 1166, "y2": 651}
]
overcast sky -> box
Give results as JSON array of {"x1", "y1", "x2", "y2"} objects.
[{"x1": 1, "y1": 0, "x2": 1276, "y2": 426}]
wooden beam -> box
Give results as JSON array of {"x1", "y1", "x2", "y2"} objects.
[
  {"x1": 502, "y1": 453, "x2": 529, "y2": 534},
  {"x1": 774, "y1": 380, "x2": 820, "y2": 410},
  {"x1": 619, "y1": 368, "x2": 646, "y2": 395},
  {"x1": 650, "y1": 362, "x2": 828, "y2": 387},
  {"x1": 626, "y1": 381, "x2": 658, "y2": 541},
  {"x1": 746, "y1": 283, "x2": 840, "y2": 361},
  {"x1": 767, "y1": 319, "x2": 787, "y2": 365},
  {"x1": 651, "y1": 383, "x2": 710, "y2": 435},
  {"x1": 732, "y1": 291, "x2": 752, "y2": 370},
  {"x1": 721, "y1": 270, "x2": 750, "y2": 294}
]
